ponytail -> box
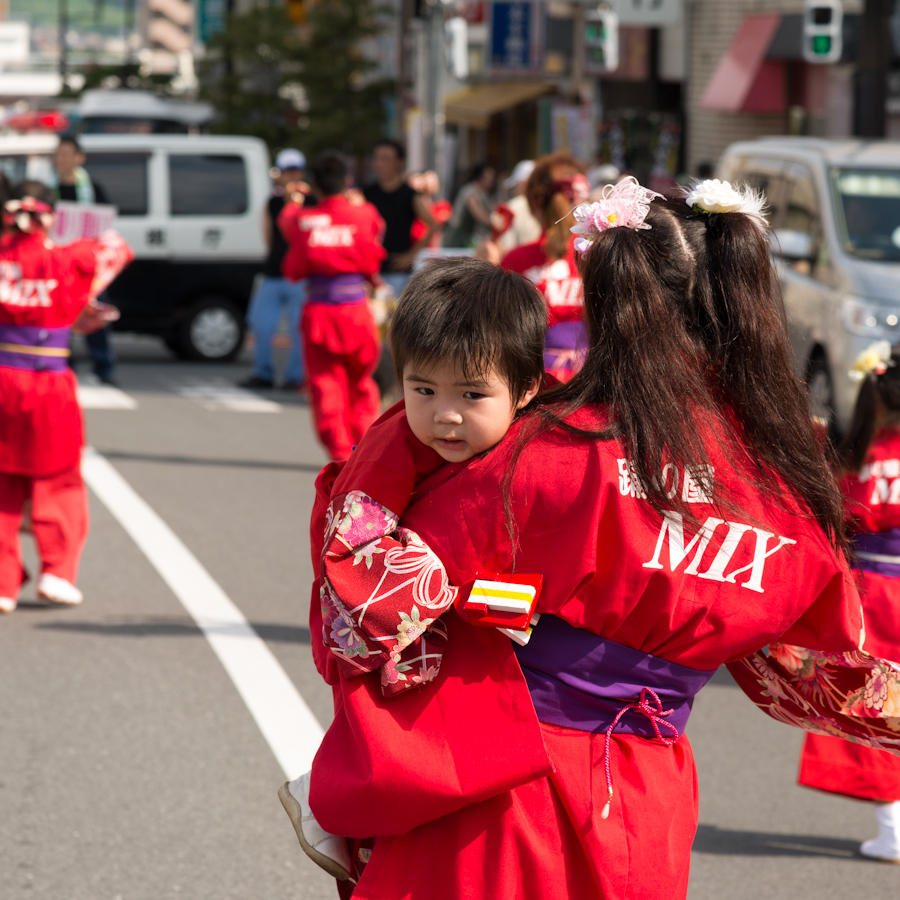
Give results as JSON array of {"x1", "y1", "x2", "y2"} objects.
[
  {"x1": 508, "y1": 196, "x2": 848, "y2": 557},
  {"x1": 839, "y1": 373, "x2": 879, "y2": 473}
]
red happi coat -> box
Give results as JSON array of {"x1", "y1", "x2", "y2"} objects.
[
  {"x1": 0, "y1": 231, "x2": 99, "y2": 477},
  {"x1": 279, "y1": 194, "x2": 386, "y2": 283},
  {"x1": 501, "y1": 238, "x2": 585, "y2": 383},
  {"x1": 500, "y1": 239, "x2": 583, "y2": 327},
  {"x1": 799, "y1": 426, "x2": 900, "y2": 803},
  {"x1": 308, "y1": 403, "x2": 889, "y2": 900}
]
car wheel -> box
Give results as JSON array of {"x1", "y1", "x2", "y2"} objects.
[
  {"x1": 178, "y1": 299, "x2": 245, "y2": 362},
  {"x1": 806, "y1": 355, "x2": 837, "y2": 438}
]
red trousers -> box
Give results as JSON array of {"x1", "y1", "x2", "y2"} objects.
[
  {"x1": 302, "y1": 301, "x2": 381, "y2": 461},
  {"x1": 0, "y1": 461, "x2": 89, "y2": 598},
  {"x1": 799, "y1": 732, "x2": 900, "y2": 802}
]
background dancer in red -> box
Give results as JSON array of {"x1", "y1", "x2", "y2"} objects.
[
  {"x1": 0, "y1": 182, "x2": 131, "y2": 613},
  {"x1": 798, "y1": 340, "x2": 900, "y2": 863},
  {"x1": 279, "y1": 152, "x2": 386, "y2": 461},
  {"x1": 500, "y1": 153, "x2": 589, "y2": 382}
]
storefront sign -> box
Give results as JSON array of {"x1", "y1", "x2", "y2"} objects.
[
  {"x1": 489, "y1": 2, "x2": 543, "y2": 75},
  {"x1": 197, "y1": 0, "x2": 228, "y2": 44}
]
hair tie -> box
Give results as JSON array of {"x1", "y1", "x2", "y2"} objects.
[
  {"x1": 705, "y1": 213, "x2": 725, "y2": 238},
  {"x1": 548, "y1": 175, "x2": 590, "y2": 206},
  {"x1": 850, "y1": 340, "x2": 895, "y2": 382},
  {"x1": 569, "y1": 176, "x2": 665, "y2": 253},
  {"x1": 684, "y1": 178, "x2": 767, "y2": 226}
]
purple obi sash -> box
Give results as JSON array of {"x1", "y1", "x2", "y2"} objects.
[
  {"x1": 514, "y1": 615, "x2": 717, "y2": 739},
  {"x1": 0, "y1": 324, "x2": 70, "y2": 373},
  {"x1": 544, "y1": 320, "x2": 587, "y2": 375},
  {"x1": 854, "y1": 528, "x2": 900, "y2": 578},
  {"x1": 307, "y1": 274, "x2": 367, "y2": 305}
]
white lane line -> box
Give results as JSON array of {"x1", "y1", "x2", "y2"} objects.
[
  {"x1": 77, "y1": 382, "x2": 138, "y2": 410},
  {"x1": 81, "y1": 448, "x2": 322, "y2": 778},
  {"x1": 173, "y1": 377, "x2": 281, "y2": 413}
]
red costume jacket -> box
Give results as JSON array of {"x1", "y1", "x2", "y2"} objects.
[
  {"x1": 278, "y1": 194, "x2": 385, "y2": 282},
  {"x1": 501, "y1": 238, "x2": 583, "y2": 327},
  {"x1": 0, "y1": 232, "x2": 99, "y2": 477}
]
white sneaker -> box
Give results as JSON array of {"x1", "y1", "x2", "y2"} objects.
[
  {"x1": 860, "y1": 802, "x2": 900, "y2": 863},
  {"x1": 0, "y1": 597, "x2": 16, "y2": 614},
  {"x1": 37, "y1": 573, "x2": 83, "y2": 606},
  {"x1": 278, "y1": 773, "x2": 352, "y2": 880}
]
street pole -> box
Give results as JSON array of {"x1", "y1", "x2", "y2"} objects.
[
  {"x1": 59, "y1": 0, "x2": 69, "y2": 88},
  {"x1": 853, "y1": 0, "x2": 892, "y2": 137},
  {"x1": 423, "y1": 1, "x2": 445, "y2": 178}
]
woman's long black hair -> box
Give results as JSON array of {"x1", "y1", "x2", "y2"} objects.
[{"x1": 504, "y1": 196, "x2": 848, "y2": 557}]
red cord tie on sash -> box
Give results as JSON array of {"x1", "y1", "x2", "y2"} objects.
[{"x1": 601, "y1": 687, "x2": 679, "y2": 820}]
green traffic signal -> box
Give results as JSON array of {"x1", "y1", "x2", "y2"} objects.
[{"x1": 812, "y1": 33, "x2": 832, "y2": 55}]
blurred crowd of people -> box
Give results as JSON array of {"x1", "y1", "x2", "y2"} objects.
[{"x1": 245, "y1": 144, "x2": 631, "y2": 396}]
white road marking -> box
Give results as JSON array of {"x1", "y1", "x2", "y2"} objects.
[
  {"x1": 81, "y1": 448, "x2": 323, "y2": 778},
  {"x1": 174, "y1": 377, "x2": 282, "y2": 413},
  {"x1": 77, "y1": 382, "x2": 138, "y2": 410}
]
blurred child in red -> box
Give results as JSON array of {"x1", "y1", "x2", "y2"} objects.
[
  {"x1": 279, "y1": 152, "x2": 386, "y2": 460},
  {"x1": 0, "y1": 182, "x2": 132, "y2": 612},
  {"x1": 798, "y1": 340, "x2": 900, "y2": 862}
]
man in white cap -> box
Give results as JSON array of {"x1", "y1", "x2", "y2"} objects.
[
  {"x1": 241, "y1": 148, "x2": 309, "y2": 390},
  {"x1": 497, "y1": 159, "x2": 541, "y2": 254}
]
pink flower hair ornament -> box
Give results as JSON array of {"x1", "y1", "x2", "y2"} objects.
[{"x1": 569, "y1": 176, "x2": 665, "y2": 253}]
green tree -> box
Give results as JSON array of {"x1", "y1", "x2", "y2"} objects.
[
  {"x1": 197, "y1": 0, "x2": 395, "y2": 157},
  {"x1": 297, "y1": 0, "x2": 396, "y2": 157}
]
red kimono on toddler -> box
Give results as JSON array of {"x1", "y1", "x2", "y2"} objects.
[{"x1": 308, "y1": 401, "x2": 900, "y2": 899}]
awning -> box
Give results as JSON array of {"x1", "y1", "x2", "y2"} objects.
[
  {"x1": 700, "y1": 14, "x2": 786, "y2": 114},
  {"x1": 444, "y1": 81, "x2": 554, "y2": 129}
]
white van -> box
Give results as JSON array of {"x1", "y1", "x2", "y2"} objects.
[{"x1": 0, "y1": 132, "x2": 271, "y2": 360}]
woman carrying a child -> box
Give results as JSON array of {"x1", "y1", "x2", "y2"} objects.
[
  {"x1": 292, "y1": 179, "x2": 900, "y2": 899},
  {"x1": 500, "y1": 152, "x2": 590, "y2": 383}
]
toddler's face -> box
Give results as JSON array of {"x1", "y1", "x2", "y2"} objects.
[{"x1": 403, "y1": 360, "x2": 538, "y2": 463}]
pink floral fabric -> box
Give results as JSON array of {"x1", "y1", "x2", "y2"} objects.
[
  {"x1": 320, "y1": 490, "x2": 457, "y2": 696},
  {"x1": 727, "y1": 645, "x2": 900, "y2": 753}
]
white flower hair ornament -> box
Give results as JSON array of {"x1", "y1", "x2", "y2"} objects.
[
  {"x1": 569, "y1": 176, "x2": 665, "y2": 253},
  {"x1": 850, "y1": 340, "x2": 895, "y2": 382},
  {"x1": 684, "y1": 179, "x2": 767, "y2": 227}
]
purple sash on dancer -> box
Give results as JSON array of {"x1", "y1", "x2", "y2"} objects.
[
  {"x1": 514, "y1": 614, "x2": 717, "y2": 738},
  {"x1": 854, "y1": 528, "x2": 900, "y2": 579},
  {"x1": 0, "y1": 324, "x2": 70, "y2": 373},
  {"x1": 306, "y1": 274, "x2": 367, "y2": 305},
  {"x1": 544, "y1": 320, "x2": 587, "y2": 375}
]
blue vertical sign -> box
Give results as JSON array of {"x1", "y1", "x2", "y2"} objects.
[
  {"x1": 198, "y1": 0, "x2": 229, "y2": 44},
  {"x1": 489, "y1": 2, "x2": 543, "y2": 75}
]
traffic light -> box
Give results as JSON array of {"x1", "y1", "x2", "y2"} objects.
[
  {"x1": 584, "y1": 9, "x2": 619, "y2": 74},
  {"x1": 802, "y1": 0, "x2": 843, "y2": 63},
  {"x1": 286, "y1": 0, "x2": 306, "y2": 24}
]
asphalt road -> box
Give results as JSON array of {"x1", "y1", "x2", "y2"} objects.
[{"x1": 1, "y1": 334, "x2": 897, "y2": 899}]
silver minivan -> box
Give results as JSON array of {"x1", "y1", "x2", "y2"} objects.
[{"x1": 718, "y1": 138, "x2": 900, "y2": 433}]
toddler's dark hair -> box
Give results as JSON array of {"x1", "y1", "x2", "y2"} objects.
[
  {"x1": 390, "y1": 257, "x2": 546, "y2": 405},
  {"x1": 840, "y1": 344, "x2": 900, "y2": 472}
]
